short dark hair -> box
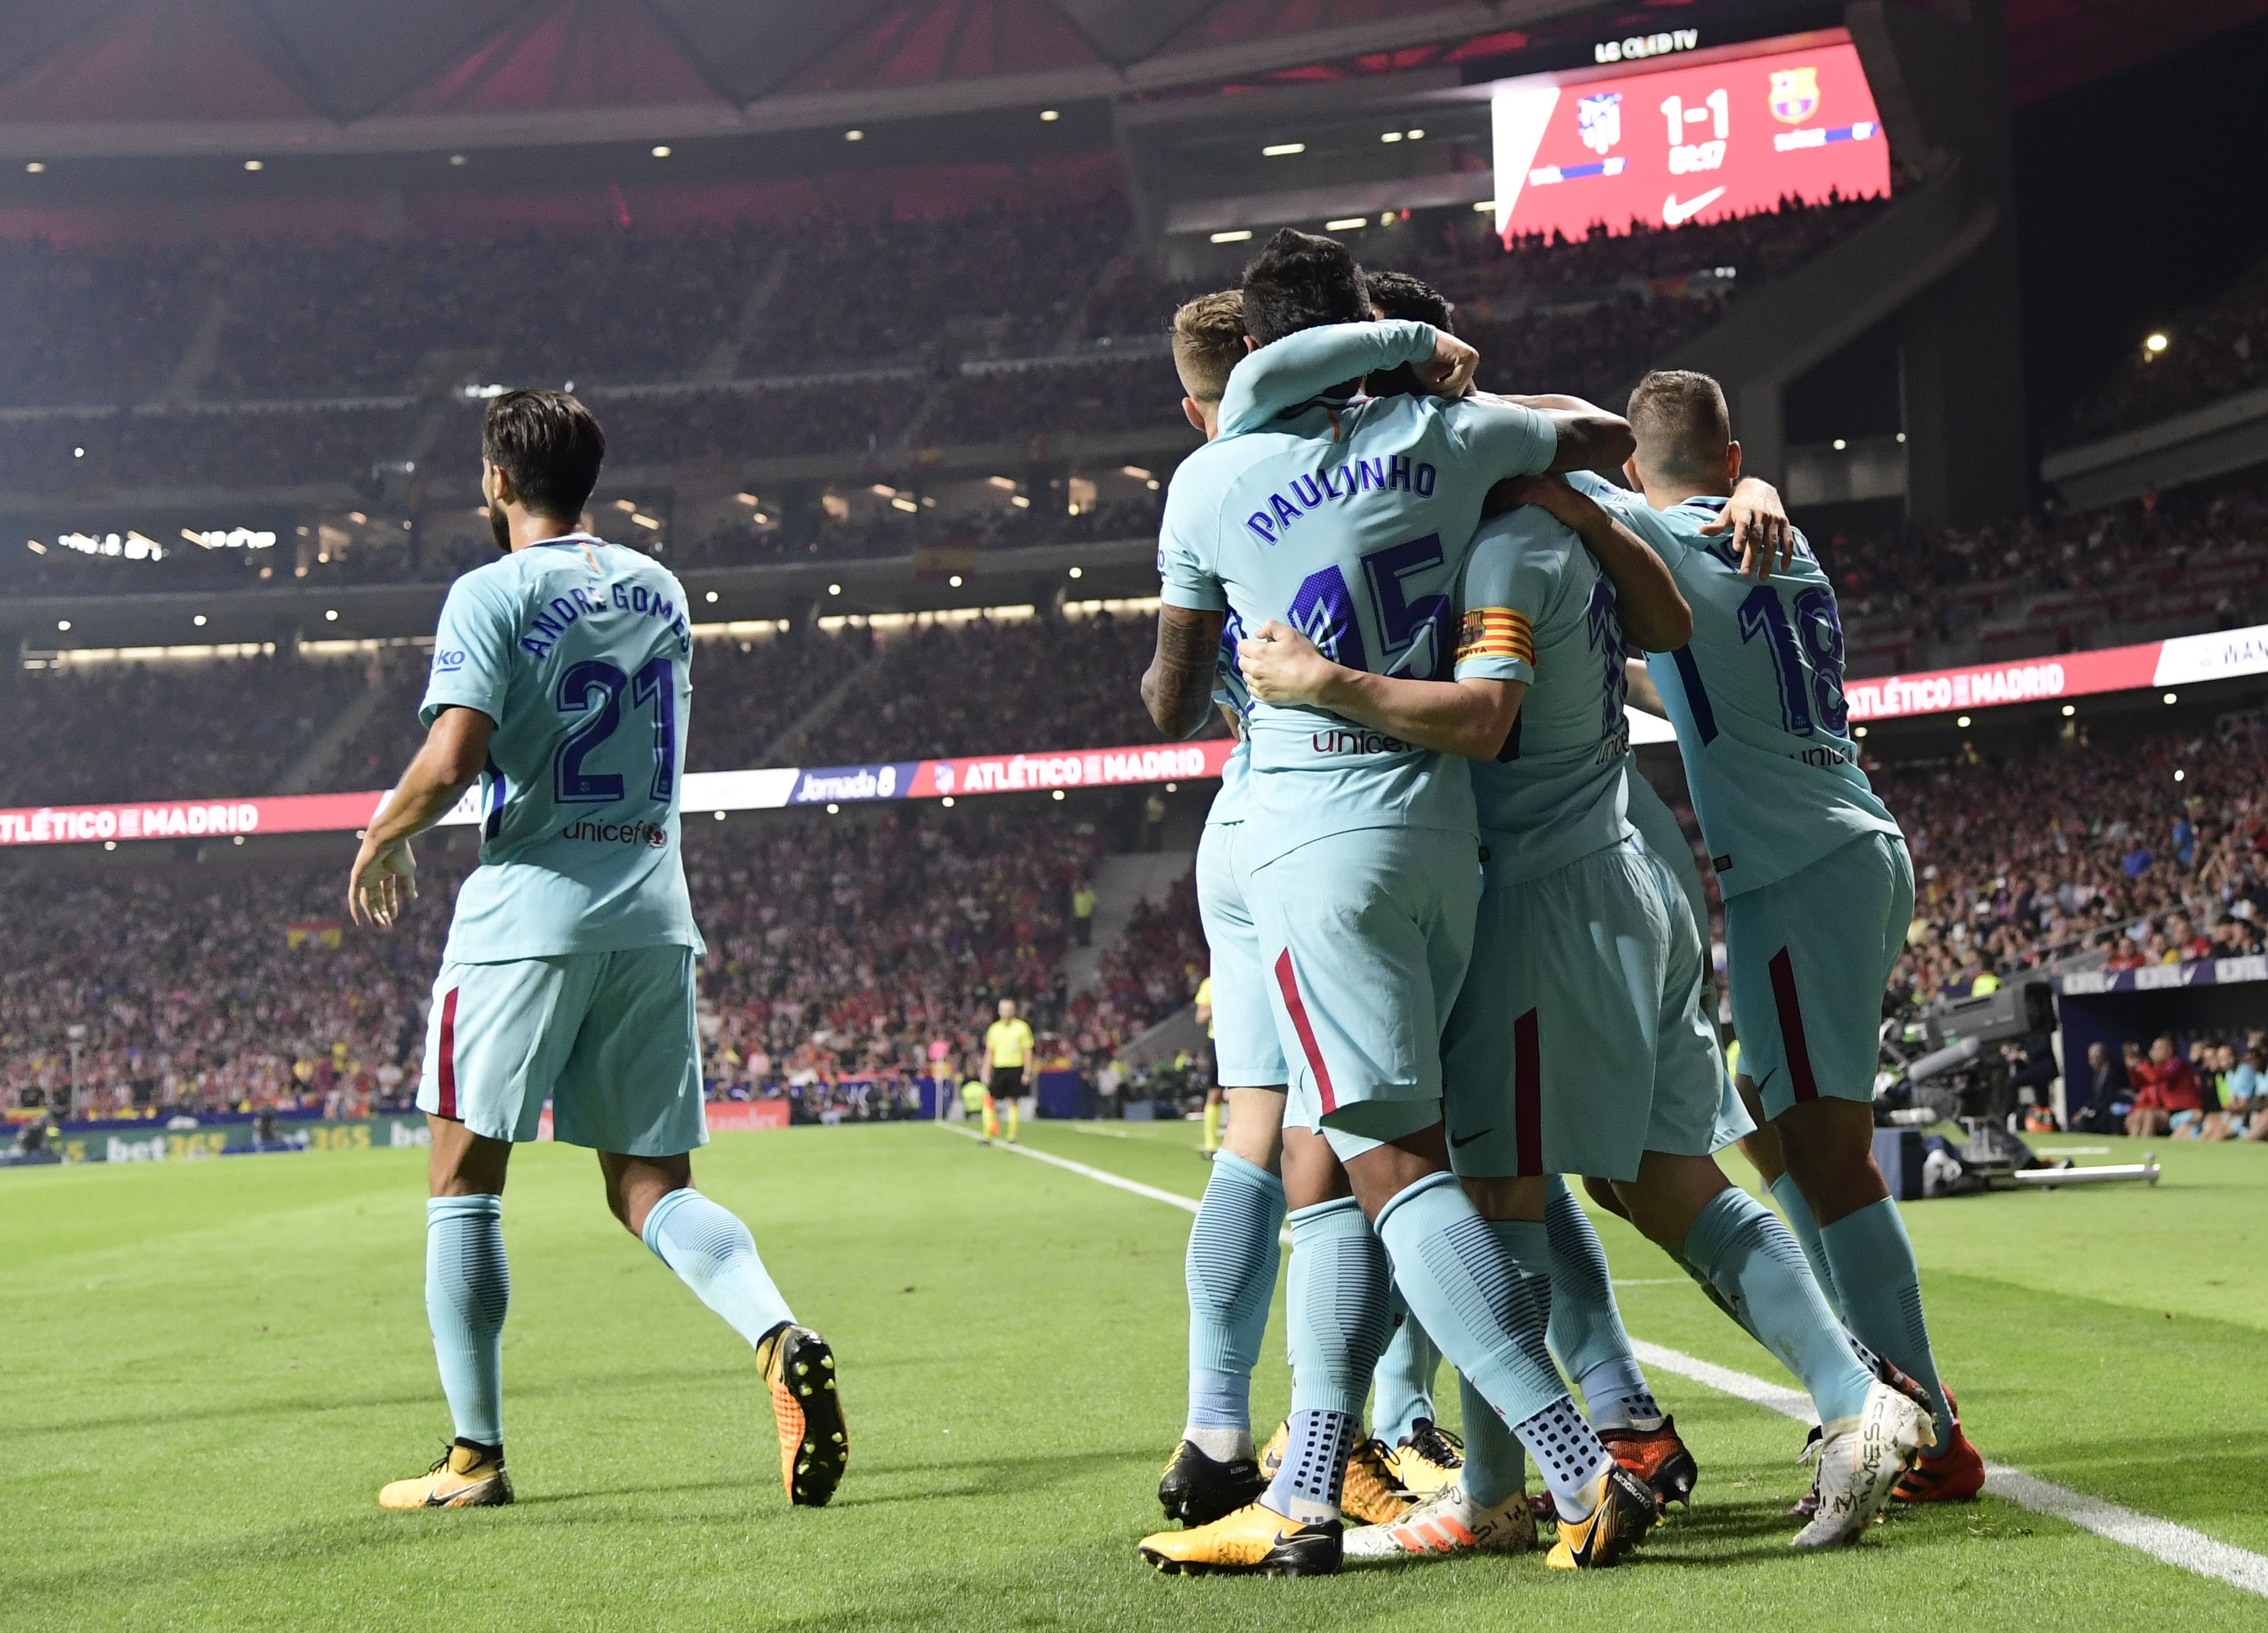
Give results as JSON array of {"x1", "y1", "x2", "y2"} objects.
[
  {"x1": 1241, "y1": 228, "x2": 1369, "y2": 346},
  {"x1": 483, "y1": 389, "x2": 606, "y2": 522},
  {"x1": 1367, "y1": 269, "x2": 1455, "y2": 333},
  {"x1": 1626, "y1": 369, "x2": 1732, "y2": 487}
]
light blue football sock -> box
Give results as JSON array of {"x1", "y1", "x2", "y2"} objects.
[
  {"x1": 1821, "y1": 1197, "x2": 1954, "y2": 1441},
  {"x1": 1371, "y1": 1284, "x2": 1440, "y2": 1447},
  {"x1": 1263, "y1": 1197, "x2": 1392, "y2": 1523},
  {"x1": 1541, "y1": 1179, "x2": 1663, "y2": 1431},
  {"x1": 1184, "y1": 1154, "x2": 1285, "y2": 1453},
  {"x1": 425, "y1": 1194, "x2": 508, "y2": 1449},
  {"x1": 641, "y1": 1187, "x2": 794, "y2": 1349},
  {"x1": 1685, "y1": 1188, "x2": 1871, "y2": 1424},
  {"x1": 1374, "y1": 1176, "x2": 1610, "y2": 1518},
  {"x1": 1770, "y1": 1171, "x2": 1844, "y2": 1321},
  {"x1": 1265, "y1": 1409, "x2": 1358, "y2": 1528},
  {"x1": 1456, "y1": 1371, "x2": 1526, "y2": 1508}
]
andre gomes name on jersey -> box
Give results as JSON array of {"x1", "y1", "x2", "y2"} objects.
[
  {"x1": 517, "y1": 579, "x2": 693, "y2": 661},
  {"x1": 1243, "y1": 454, "x2": 1438, "y2": 544}
]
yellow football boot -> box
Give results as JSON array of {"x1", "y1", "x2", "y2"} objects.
[
  {"x1": 378, "y1": 1442, "x2": 512, "y2": 1509},
  {"x1": 1138, "y1": 1502, "x2": 1342, "y2": 1576},
  {"x1": 1543, "y1": 1464, "x2": 1661, "y2": 1570},
  {"x1": 1258, "y1": 1421, "x2": 1414, "y2": 1527},
  {"x1": 1387, "y1": 1418, "x2": 1465, "y2": 1495},
  {"x1": 760, "y1": 1323, "x2": 848, "y2": 1506},
  {"x1": 1342, "y1": 1437, "x2": 1418, "y2": 1526}
]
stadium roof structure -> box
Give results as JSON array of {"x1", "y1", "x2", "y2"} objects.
[{"x1": 0, "y1": 0, "x2": 2256, "y2": 162}]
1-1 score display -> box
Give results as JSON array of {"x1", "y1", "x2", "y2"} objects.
[{"x1": 1490, "y1": 33, "x2": 1890, "y2": 241}]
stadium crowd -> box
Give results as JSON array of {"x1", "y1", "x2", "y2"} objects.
[
  {"x1": 1, "y1": 804, "x2": 1208, "y2": 1122},
  {"x1": 0, "y1": 651, "x2": 370, "y2": 807},
  {"x1": 2064, "y1": 251, "x2": 2268, "y2": 443},
  {"x1": 1881, "y1": 719, "x2": 2268, "y2": 1005}
]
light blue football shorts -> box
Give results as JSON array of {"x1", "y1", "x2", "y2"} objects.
[
  {"x1": 1623, "y1": 785, "x2": 1750, "y2": 1154},
  {"x1": 1196, "y1": 820, "x2": 1289, "y2": 1089},
  {"x1": 1441, "y1": 834, "x2": 1748, "y2": 1184},
  {"x1": 1255, "y1": 825, "x2": 1481, "y2": 1161},
  {"x1": 1725, "y1": 831, "x2": 1914, "y2": 1122},
  {"x1": 417, "y1": 942, "x2": 707, "y2": 1156}
]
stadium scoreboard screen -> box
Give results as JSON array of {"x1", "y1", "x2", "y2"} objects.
[{"x1": 1489, "y1": 29, "x2": 1889, "y2": 242}]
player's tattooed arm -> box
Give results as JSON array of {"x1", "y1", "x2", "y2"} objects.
[
  {"x1": 348, "y1": 704, "x2": 495, "y2": 929},
  {"x1": 1700, "y1": 476, "x2": 1795, "y2": 579},
  {"x1": 1143, "y1": 604, "x2": 1227, "y2": 739},
  {"x1": 1496, "y1": 474, "x2": 1692, "y2": 653},
  {"x1": 1237, "y1": 621, "x2": 1525, "y2": 761},
  {"x1": 1216, "y1": 701, "x2": 1247, "y2": 743},
  {"x1": 1624, "y1": 658, "x2": 1669, "y2": 718}
]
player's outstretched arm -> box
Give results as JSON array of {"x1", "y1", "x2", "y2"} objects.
[
  {"x1": 1143, "y1": 603, "x2": 1227, "y2": 739},
  {"x1": 1237, "y1": 620, "x2": 1524, "y2": 761},
  {"x1": 1216, "y1": 319, "x2": 1466, "y2": 437},
  {"x1": 348, "y1": 705, "x2": 495, "y2": 929},
  {"x1": 1494, "y1": 476, "x2": 1691, "y2": 653},
  {"x1": 1494, "y1": 394, "x2": 1637, "y2": 476},
  {"x1": 1624, "y1": 658, "x2": 1669, "y2": 719}
]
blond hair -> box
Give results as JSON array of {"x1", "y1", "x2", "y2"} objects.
[{"x1": 1171, "y1": 290, "x2": 1246, "y2": 404}]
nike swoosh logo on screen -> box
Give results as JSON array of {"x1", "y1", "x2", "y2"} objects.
[
  {"x1": 1448, "y1": 1128, "x2": 1492, "y2": 1149},
  {"x1": 1661, "y1": 187, "x2": 1726, "y2": 226}
]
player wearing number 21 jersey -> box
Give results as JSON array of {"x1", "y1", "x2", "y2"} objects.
[{"x1": 354, "y1": 389, "x2": 844, "y2": 1515}]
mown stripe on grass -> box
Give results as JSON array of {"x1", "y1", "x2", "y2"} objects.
[{"x1": 959, "y1": 1122, "x2": 2268, "y2": 1602}]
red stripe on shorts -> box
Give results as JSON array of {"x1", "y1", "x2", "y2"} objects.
[
  {"x1": 1767, "y1": 949, "x2": 1820, "y2": 1103},
  {"x1": 1272, "y1": 949, "x2": 1338, "y2": 1114},
  {"x1": 436, "y1": 987, "x2": 460, "y2": 1121},
  {"x1": 1513, "y1": 1009, "x2": 1542, "y2": 1177}
]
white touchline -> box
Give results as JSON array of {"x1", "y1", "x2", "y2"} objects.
[{"x1": 952, "y1": 1124, "x2": 2268, "y2": 1601}]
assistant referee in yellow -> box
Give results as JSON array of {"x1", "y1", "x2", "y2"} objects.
[{"x1": 981, "y1": 997, "x2": 1034, "y2": 1145}]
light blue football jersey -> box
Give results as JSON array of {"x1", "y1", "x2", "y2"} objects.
[
  {"x1": 1452, "y1": 508, "x2": 1634, "y2": 883},
  {"x1": 1206, "y1": 614, "x2": 1255, "y2": 828},
  {"x1": 1567, "y1": 474, "x2": 1901, "y2": 897},
  {"x1": 1160, "y1": 344, "x2": 1558, "y2": 867},
  {"x1": 417, "y1": 533, "x2": 703, "y2": 962}
]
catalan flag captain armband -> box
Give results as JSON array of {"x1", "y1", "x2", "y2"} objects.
[{"x1": 1456, "y1": 607, "x2": 1535, "y2": 668}]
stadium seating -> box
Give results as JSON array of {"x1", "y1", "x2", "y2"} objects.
[{"x1": 2064, "y1": 251, "x2": 2268, "y2": 443}]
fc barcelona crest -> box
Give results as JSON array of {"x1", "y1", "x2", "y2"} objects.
[{"x1": 1768, "y1": 66, "x2": 1819, "y2": 124}]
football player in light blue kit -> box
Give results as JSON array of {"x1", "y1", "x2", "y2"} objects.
[
  {"x1": 1561, "y1": 368, "x2": 1984, "y2": 1505},
  {"x1": 1227, "y1": 319, "x2": 1926, "y2": 1552},
  {"x1": 349, "y1": 390, "x2": 846, "y2": 1512},
  {"x1": 1154, "y1": 292, "x2": 1466, "y2": 1532},
  {"x1": 1156, "y1": 290, "x2": 1295, "y2": 1527},
  {"x1": 1136, "y1": 229, "x2": 1662, "y2": 1577}
]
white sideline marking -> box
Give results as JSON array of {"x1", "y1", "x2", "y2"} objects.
[{"x1": 961, "y1": 1123, "x2": 2268, "y2": 1602}]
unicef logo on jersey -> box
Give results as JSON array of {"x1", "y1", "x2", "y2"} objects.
[{"x1": 432, "y1": 649, "x2": 467, "y2": 674}]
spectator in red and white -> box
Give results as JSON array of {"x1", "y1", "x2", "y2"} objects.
[{"x1": 2126, "y1": 1033, "x2": 2208, "y2": 1138}]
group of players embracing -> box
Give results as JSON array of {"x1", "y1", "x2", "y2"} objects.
[{"x1": 1132, "y1": 227, "x2": 1985, "y2": 1577}]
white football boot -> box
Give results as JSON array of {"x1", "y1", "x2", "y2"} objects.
[
  {"x1": 1343, "y1": 1481, "x2": 1537, "y2": 1560},
  {"x1": 1790, "y1": 1378, "x2": 1934, "y2": 1549}
]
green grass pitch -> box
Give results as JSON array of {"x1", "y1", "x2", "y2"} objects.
[{"x1": 6, "y1": 1121, "x2": 2265, "y2": 1631}]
